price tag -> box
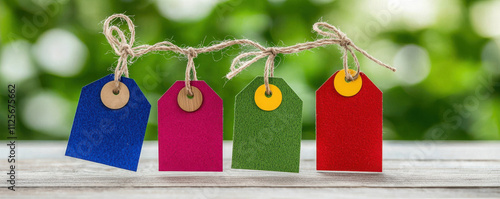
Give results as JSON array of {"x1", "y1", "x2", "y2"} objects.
[
  {"x1": 66, "y1": 74, "x2": 151, "y2": 171},
  {"x1": 158, "y1": 81, "x2": 223, "y2": 171},
  {"x1": 232, "y1": 77, "x2": 302, "y2": 173},
  {"x1": 316, "y1": 70, "x2": 383, "y2": 172}
]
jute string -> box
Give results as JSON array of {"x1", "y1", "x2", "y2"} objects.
[
  {"x1": 103, "y1": 14, "x2": 395, "y2": 95},
  {"x1": 226, "y1": 22, "x2": 396, "y2": 94}
]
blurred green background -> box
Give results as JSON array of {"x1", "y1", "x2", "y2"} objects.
[{"x1": 0, "y1": 0, "x2": 499, "y2": 140}]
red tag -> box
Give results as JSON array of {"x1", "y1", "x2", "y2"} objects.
[{"x1": 316, "y1": 70, "x2": 382, "y2": 172}]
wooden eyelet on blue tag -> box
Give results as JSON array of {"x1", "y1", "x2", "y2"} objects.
[
  {"x1": 100, "y1": 81, "x2": 130, "y2": 109},
  {"x1": 177, "y1": 86, "x2": 203, "y2": 112},
  {"x1": 334, "y1": 69, "x2": 362, "y2": 97},
  {"x1": 254, "y1": 84, "x2": 282, "y2": 111}
]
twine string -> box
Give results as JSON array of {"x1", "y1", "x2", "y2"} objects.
[
  {"x1": 313, "y1": 22, "x2": 396, "y2": 80},
  {"x1": 103, "y1": 14, "x2": 395, "y2": 95},
  {"x1": 103, "y1": 14, "x2": 136, "y2": 92},
  {"x1": 264, "y1": 47, "x2": 278, "y2": 95},
  {"x1": 184, "y1": 47, "x2": 198, "y2": 96},
  {"x1": 226, "y1": 22, "x2": 396, "y2": 94},
  {"x1": 104, "y1": 15, "x2": 268, "y2": 94}
]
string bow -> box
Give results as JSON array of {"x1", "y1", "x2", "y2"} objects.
[
  {"x1": 103, "y1": 14, "x2": 138, "y2": 91},
  {"x1": 313, "y1": 22, "x2": 396, "y2": 81}
]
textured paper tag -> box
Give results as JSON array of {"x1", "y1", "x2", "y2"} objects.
[
  {"x1": 158, "y1": 81, "x2": 223, "y2": 171},
  {"x1": 65, "y1": 74, "x2": 151, "y2": 171},
  {"x1": 232, "y1": 76, "x2": 302, "y2": 173},
  {"x1": 316, "y1": 71, "x2": 383, "y2": 172}
]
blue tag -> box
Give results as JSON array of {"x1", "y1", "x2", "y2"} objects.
[{"x1": 65, "y1": 74, "x2": 151, "y2": 171}]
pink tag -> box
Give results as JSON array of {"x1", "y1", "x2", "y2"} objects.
[{"x1": 158, "y1": 81, "x2": 223, "y2": 171}]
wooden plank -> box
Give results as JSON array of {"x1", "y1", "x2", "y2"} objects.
[
  {"x1": 6, "y1": 187, "x2": 500, "y2": 199},
  {"x1": 2, "y1": 141, "x2": 500, "y2": 198},
  {"x1": 12, "y1": 158, "x2": 500, "y2": 188},
  {"x1": 12, "y1": 141, "x2": 500, "y2": 160}
]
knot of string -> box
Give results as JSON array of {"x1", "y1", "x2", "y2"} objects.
[
  {"x1": 266, "y1": 47, "x2": 279, "y2": 56},
  {"x1": 336, "y1": 31, "x2": 352, "y2": 48},
  {"x1": 184, "y1": 47, "x2": 198, "y2": 58},
  {"x1": 119, "y1": 43, "x2": 135, "y2": 57}
]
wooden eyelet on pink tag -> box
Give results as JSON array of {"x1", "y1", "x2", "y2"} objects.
[
  {"x1": 177, "y1": 86, "x2": 203, "y2": 112},
  {"x1": 100, "y1": 81, "x2": 130, "y2": 109}
]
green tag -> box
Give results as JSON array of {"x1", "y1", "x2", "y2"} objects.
[{"x1": 232, "y1": 76, "x2": 302, "y2": 173}]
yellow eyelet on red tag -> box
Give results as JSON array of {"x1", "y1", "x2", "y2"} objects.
[
  {"x1": 101, "y1": 81, "x2": 130, "y2": 109},
  {"x1": 333, "y1": 69, "x2": 362, "y2": 97},
  {"x1": 254, "y1": 84, "x2": 282, "y2": 111}
]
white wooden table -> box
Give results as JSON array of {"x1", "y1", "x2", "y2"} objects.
[{"x1": 2, "y1": 141, "x2": 500, "y2": 198}]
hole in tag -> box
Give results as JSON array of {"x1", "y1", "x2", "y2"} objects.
[
  {"x1": 255, "y1": 84, "x2": 282, "y2": 111},
  {"x1": 265, "y1": 91, "x2": 272, "y2": 98},
  {"x1": 344, "y1": 77, "x2": 353, "y2": 83}
]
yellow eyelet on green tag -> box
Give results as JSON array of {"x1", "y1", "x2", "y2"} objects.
[{"x1": 254, "y1": 84, "x2": 282, "y2": 111}]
